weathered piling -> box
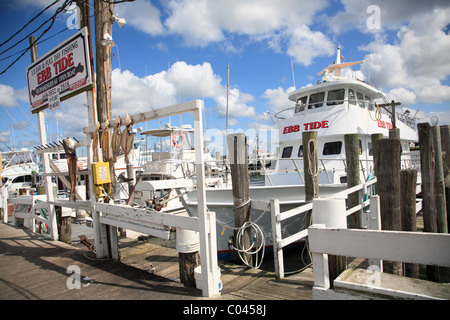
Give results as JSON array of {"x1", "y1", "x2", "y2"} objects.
[
  {"x1": 400, "y1": 169, "x2": 419, "y2": 278},
  {"x1": 227, "y1": 133, "x2": 252, "y2": 265},
  {"x1": 373, "y1": 137, "x2": 403, "y2": 276},
  {"x1": 418, "y1": 122, "x2": 439, "y2": 281},
  {"x1": 345, "y1": 133, "x2": 361, "y2": 228},
  {"x1": 440, "y1": 125, "x2": 450, "y2": 231},
  {"x1": 432, "y1": 126, "x2": 448, "y2": 234}
]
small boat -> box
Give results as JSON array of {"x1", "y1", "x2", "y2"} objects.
[{"x1": 1, "y1": 148, "x2": 40, "y2": 192}]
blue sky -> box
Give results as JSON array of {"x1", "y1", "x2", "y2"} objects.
[{"x1": 1, "y1": 0, "x2": 450, "y2": 153}]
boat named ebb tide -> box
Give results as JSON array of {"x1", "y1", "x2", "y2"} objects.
[
  {"x1": 266, "y1": 47, "x2": 419, "y2": 187},
  {"x1": 182, "y1": 47, "x2": 420, "y2": 258}
]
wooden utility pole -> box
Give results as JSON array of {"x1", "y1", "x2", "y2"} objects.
[
  {"x1": 94, "y1": 0, "x2": 116, "y2": 202},
  {"x1": 373, "y1": 138, "x2": 402, "y2": 276},
  {"x1": 94, "y1": 0, "x2": 114, "y2": 126},
  {"x1": 227, "y1": 133, "x2": 252, "y2": 265},
  {"x1": 400, "y1": 169, "x2": 419, "y2": 278},
  {"x1": 345, "y1": 134, "x2": 361, "y2": 228},
  {"x1": 418, "y1": 122, "x2": 439, "y2": 282}
]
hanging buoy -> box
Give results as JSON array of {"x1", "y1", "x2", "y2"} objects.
[{"x1": 172, "y1": 132, "x2": 185, "y2": 148}]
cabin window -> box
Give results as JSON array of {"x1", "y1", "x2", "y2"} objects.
[
  {"x1": 281, "y1": 146, "x2": 293, "y2": 158},
  {"x1": 298, "y1": 145, "x2": 303, "y2": 157},
  {"x1": 359, "y1": 140, "x2": 363, "y2": 155},
  {"x1": 323, "y1": 141, "x2": 342, "y2": 155},
  {"x1": 348, "y1": 89, "x2": 356, "y2": 106},
  {"x1": 326, "y1": 89, "x2": 345, "y2": 106},
  {"x1": 308, "y1": 92, "x2": 325, "y2": 109},
  {"x1": 356, "y1": 92, "x2": 365, "y2": 108},
  {"x1": 365, "y1": 95, "x2": 373, "y2": 110},
  {"x1": 368, "y1": 142, "x2": 373, "y2": 156},
  {"x1": 295, "y1": 96, "x2": 308, "y2": 113}
]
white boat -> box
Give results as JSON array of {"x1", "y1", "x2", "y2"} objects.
[
  {"x1": 125, "y1": 47, "x2": 420, "y2": 259},
  {"x1": 1, "y1": 148, "x2": 39, "y2": 191},
  {"x1": 182, "y1": 47, "x2": 420, "y2": 259}
]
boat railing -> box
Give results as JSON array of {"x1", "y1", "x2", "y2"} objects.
[{"x1": 258, "y1": 155, "x2": 421, "y2": 186}]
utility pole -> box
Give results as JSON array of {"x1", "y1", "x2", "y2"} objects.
[
  {"x1": 94, "y1": 0, "x2": 116, "y2": 202},
  {"x1": 94, "y1": 0, "x2": 114, "y2": 127}
]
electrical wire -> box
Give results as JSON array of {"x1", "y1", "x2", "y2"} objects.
[
  {"x1": 0, "y1": 0, "x2": 61, "y2": 48},
  {"x1": 0, "y1": 0, "x2": 73, "y2": 75}
]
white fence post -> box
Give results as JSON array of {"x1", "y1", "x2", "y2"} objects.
[
  {"x1": 367, "y1": 195, "x2": 383, "y2": 270},
  {"x1": 311, "y1": 198, "x2": 346, "y2": 293},
  {"x1": 1, "y1": 188, "x2": 8, "y2": 223},
  {"x1": 270, "y1": 198, "x2": 284, "y2": 279}
]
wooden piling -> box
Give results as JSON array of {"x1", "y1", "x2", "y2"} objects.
[
  {"x1": 179, "y1": 251, "x2": 201, "y2": 287},
  {"x1": 440, "y1": 125, "x2": 450, "y2": 231},
  {"x1": 400, "y1": 169, "x2": 419, "y2": 278},
  {"x1": 432, "y1": 126, "x2": 448, "y2": 234},
  {"x1": 56, "y1": 206, "x2": 71, "y2": 244},
  {"x1": 227, "y1": 133, "x2": 252, "y2": 265},
  {"x1": 418, "y1": 122, "x2": 439, "y2": 282},
  {"x1": 345, "y1": 134, "x2": 361, "y2": 228},
  {"x1": 374, "y1": 138, "x2": 403, "y2": 276}
]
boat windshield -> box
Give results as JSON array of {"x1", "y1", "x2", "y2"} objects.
[{"x1": 326, "y1": 89, "x2": 345, "y2": 106}]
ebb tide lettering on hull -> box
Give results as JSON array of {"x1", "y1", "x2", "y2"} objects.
[{"x1": 283, "y1": 120, "x2": 329, "y2": 134}]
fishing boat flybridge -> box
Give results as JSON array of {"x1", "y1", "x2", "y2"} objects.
[{"x1": 265, "y1": 46, "x2": 419, "y2": 186}]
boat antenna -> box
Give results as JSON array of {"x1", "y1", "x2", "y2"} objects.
[{"x1": 290, "y1": 55, "x2": 296, "y2": 89}]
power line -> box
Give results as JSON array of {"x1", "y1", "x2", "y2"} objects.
[
  {"x1": 0, "y1": 0, "x2": 73, "y2": 75},
  {"x1": 0, "y1": 0, "x2": 61, "y2": 48}
]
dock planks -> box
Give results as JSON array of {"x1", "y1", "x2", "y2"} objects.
[{"x1": 0, "y1": 222, "x2": 314, "y2": 300}]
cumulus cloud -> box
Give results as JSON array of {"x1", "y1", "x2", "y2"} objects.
[
  {"x1": 115, "y1": 0, "x2": 164, "y2": 35},
  {"x1": 110, "y1": 61, "x2": 256, "y2": 121},
  {"x1": 263, "y1": 86, "x2": 296, "y2": 113},
  {"x1": 0, "y1": 84, "x2": 18, "y2": 107},
  {"x1": 359, "y1": 7, "x2": 450, "y2": 105},
  {"x1": 287, "y1": 26, "x2": 335, "y2": 66}
]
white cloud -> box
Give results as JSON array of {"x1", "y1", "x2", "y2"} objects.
[
  {"x1": 287, "y1": 26, "x2": 335, "y2": 66},
  {"x1": 0, "y1": 84, "x2": 18, "y2": 107},
  {"x1": 386, "y1": 88, "x2": 417, "y2": 106},
  {"x1": 115, "y1": 0, "x2": 164, "y2": 35},
  {"x1": 110, "y1": 61, "x2": 257, "y2": 120},
  {"x1": 360, "y1": 8, "x2": 450, "y2": 105},
  {"x1": 263, "y1": 86, "x2": 296, "y2": 113},
  {"x1": 162, "y1": 0, "x2": 332, "y2": 64},
  {"x1": 326, "y1": 0, "x2": 450, "y2": 34}
]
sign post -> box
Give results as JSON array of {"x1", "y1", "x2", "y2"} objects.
[{"x1": 26, "y1": 27, "x2": 92, "y2": 113}]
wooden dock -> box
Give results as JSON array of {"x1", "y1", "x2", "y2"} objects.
[{"x1": 0, "y1": 222, "x2": 314, "y2": 300}]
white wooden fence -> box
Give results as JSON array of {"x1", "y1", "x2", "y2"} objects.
[
  {"x1": 266, "y1": 178, "x2": 379, "y2": 279},
  {"x1": 309, "y1": 224, "x2": 450, "y2": 299}
]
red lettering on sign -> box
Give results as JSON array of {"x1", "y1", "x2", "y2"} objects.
[
  {"x1": 322, "y1": 120, "x2": 329, "y2": 128},
  {"x1": 37, "y1": 67, "x2": 52, "y2": 84},
  {"x1": 53, "y1": 53, "x2": 74, "y2": 75}
]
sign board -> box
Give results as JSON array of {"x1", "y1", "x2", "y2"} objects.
[{"x1": 26, "y1": 27, "x2": 92, "y2": 113}]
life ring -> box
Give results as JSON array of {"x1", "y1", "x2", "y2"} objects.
[{"x1": 172, "y1": 132, "x2": 185, "y2": 148}]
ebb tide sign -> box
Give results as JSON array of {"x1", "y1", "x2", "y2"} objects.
[{"x1": 26, "y1": 27, "x2": 92, "y2": 113}]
